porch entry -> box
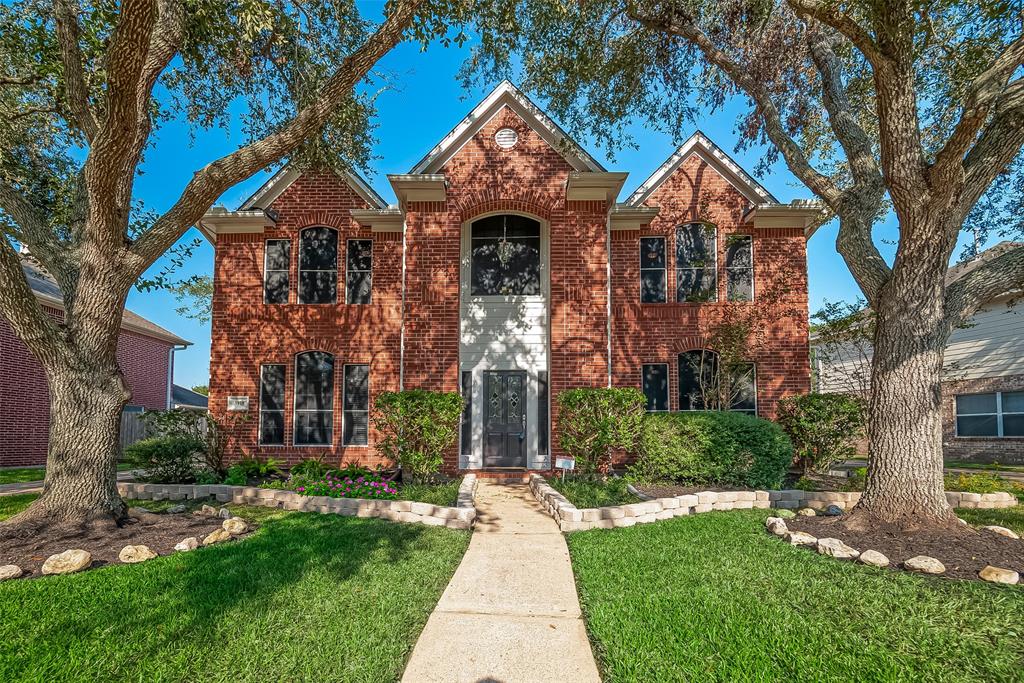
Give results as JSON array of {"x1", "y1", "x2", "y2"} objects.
[{"x1": 483, "y1": 370, "x2": 528, "y2": 468}]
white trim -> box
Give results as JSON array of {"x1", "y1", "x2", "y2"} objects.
[
  {"x1": 293, "y1": 351, "x2": 335, "y2": 447},
  {"x1": 258, "y1": 364, "x2": 287, "y2": 446},
  {"x1": 955, "y1": 391, "x2": 1024, "y2": 438},
  {"x1": 410, "y1": 80, "x2": 605, "y2": 175},
  {"x1": 342, "y1": 363, "x2": 371, "y2": 447},
  {"x1": 263, "y1": 238, "x2": 291, "y2": 305},
  {"x1": 240, "y1": 166, "x2": 388, "y2": 212},
  {"x1": 626, "y1": 131, "x2": 778, "y2": 207},
  {"x1": 639, "y1": 235, "x2": 668, "y2": 304},
  {"x1": 345, "y1": 238, "x2": 373, "y2": 305}
]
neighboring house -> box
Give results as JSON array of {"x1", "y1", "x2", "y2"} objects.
[
  {"x1": 172, "y1": 384, "x2": 209, "y2": 411},
  {"x1": 201, "y1": 81, "x2": 817, "y2": 473},
  {"x1": 814, "y1": 241, "x2": 1024, "y2": 464},
  {"x1": 0, "y1": 253, "x2": 191, "y2": 467}
]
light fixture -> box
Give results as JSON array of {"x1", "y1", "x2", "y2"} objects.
[{"x1": 497, "y1": 215, "x2": 513, "y2": 267}]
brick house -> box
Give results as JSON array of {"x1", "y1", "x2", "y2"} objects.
[
  {"x1": 0, "y1": 254, "x2": 191, "y2": 467},
  {"x1": 202, "y1": 82, "x2": 816, "y2": 473}
]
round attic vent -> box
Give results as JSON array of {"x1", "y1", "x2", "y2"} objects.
[{"x1": 495, "y1": 128, "x2": 519, "y2": 149}]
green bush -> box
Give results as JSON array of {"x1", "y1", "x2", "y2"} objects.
[
  {"x1": 945, "y1": 472, "x2": 1024, "y2": 501},
  {"x1": 631, "y1": 411, "x2": 793, "y2": 489},
  {"x1": 373, "y1": 390, "x2": 463, "y2": 481},
  {"x1": 775, "y1": 393, "x2": 865, "y2": 474},
  {"x1": 289, "y1": 458, "x2": 331, "y2": 480},
  {"x1": 557, "y1": 388, "x2": 646, "y2": 474},
  {"x1": 124, "y1": 436, "x2": 206, "y2": 483}
]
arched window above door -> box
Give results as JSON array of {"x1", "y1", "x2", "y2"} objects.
[{"x1": 470, "y1": 215, "x2": 541, "y2": 296}]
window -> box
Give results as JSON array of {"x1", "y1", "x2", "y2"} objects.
[
  {"x1": 725, "y1": 235, "x2": 753, "y2": 302},
  {"x1": 538, "y1": 370, "x2": 549, "y2": 455},
  {"x1": 956, "y1": 392, "x2": 1024, "y2": 437},
  {"x1": 294, "y1": 351, "x2": 334, "y2": 445},
  {"x1": 461, "y1": 371, "x2": 472, "y2": 456},
  {"x1": 640, "y1": 237, "x2": 667, "y2": 303},
  {"x1": 676, "y1": 223, "x2": 717, "y2": 302},
  {"x1": 642, "y1": 364, "x2": 669, "y2": 411},
  {"x1": 343, "y1": 364, "x2": 369, "y2": 446},
  {"x1": 259, "y1": 364, "x2": 286, "y2": 445},
  {"x1": 298, "y1": 227, "x2": 338, "y2": 304},
  {"x1": 678, "y1": 350, "x2": 756, "y2": 414},
  {"x1": 346, "y1": 239, "x2": 372, "y2": 304},
  {"x1": 264, "y1": 240, "x2": 290, "y2": 304},
  {"x1": 470, "y1": 215, "x2": 541, "y2": 296}
]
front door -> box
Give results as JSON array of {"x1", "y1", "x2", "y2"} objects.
[{"x1": 483, "y1": 371, "x2": 527, "y2": 468}]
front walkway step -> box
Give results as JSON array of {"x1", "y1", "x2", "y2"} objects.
[{"x1": 401, "y1": 482, "x2": 600, "y2": 683}]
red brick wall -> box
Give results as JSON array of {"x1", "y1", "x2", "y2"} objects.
[
  {"x1": 941, "y1": 373, "x2": 1024, "y2": 464},
  {"x1": 209, "y1": 172, "x2": 402, "y2": 468},
  {"x1": 0, "y1": 306, "x2": 173, "y2": 467}
]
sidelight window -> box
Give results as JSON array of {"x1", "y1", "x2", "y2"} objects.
[
  {"x1": 259, "y1": 364, "x2": 286, "y2": 445},
  {"x1": 725, "y1": 235, "x2": 753, "y2": 302},
  {"x1": 346, "y1": 239, "x2": 372, "y2": 304},
  {"x1": 642, "y1": 363, "x2": 669, "y2": 411},
  {"x1": 342, "y1": 364, "x2": 369, "y2": 445},
  {"x1": 264, "y1": 240, "x2": 290, "y2": 304},
  {"x1": 640, "y1": 237, "x2": 667, "y2": 303}
]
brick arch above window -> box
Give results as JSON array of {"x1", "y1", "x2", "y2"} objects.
[
  {"x1": 457, "y1": 195, "x2": 556, "y2": 224},
  {"x1": 669, "y1": 336, "x2": 717, "y2": 353},
  {"x1": 291, "y1": 211, "x2": 357, "y2": 231}
]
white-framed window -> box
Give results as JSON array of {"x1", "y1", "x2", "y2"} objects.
[
  {"x1": 264, "y1": 239, "x2": 290, "y2": 304},
  {"x1": 678, "y1": 350, "x2": 756, "y2": 414},
  {"x1": 956, "y1": 391, "x2": 1024, "y2": 437},
  {"x1": 640, "y1": 237, "x2": 667, "y2": 303},
  {"x1": 342, "y1": 364, "x2": 370, "y2": 446},
  {"x1": 298, "y1": 227, "x2": 338, "y2": 304},
  {"x1": 259, "y1": 364, "x2": 286, "y2": 445},
  {"x1": 676, "y1": 223, "x2": 717, "y2": 302},
  {"x1": 724, "y1": 234, "x2": 753, "y2": 302},
  {"x1": 642, "y1": 363, "x2": 670, "y2": 411},
  {"x1": 294, "y1": 351, "x2": 334, "y2": 445},
  {"x1": 346, "y1": 239, "x2": 372, "y2": 304}
]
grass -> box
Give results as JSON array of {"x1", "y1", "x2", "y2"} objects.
[
  {"x1": 944, "y1": 472, "x2": 1024, "y2": 502},
  {"x1": 548, "y1": 476, "x2": 642, "y2": 508},
  {"x1": 958, "y1": 506, "x2": 1024, "y2": 535},
  {"x1": 567, "y1": 510, "x2": 1024, "y2": 682},
  {"x1": 945, "y1": 460, "x2": 1024, "y2": 473},
  {"x1": 0, "y1": 494, "x2": 37, "y2": 520},
  {"x1": 0, "y1": 463, "x2": 132, "y2": 486},
  {"x1": 396, "y1": 480, "x2": 462, "y2": 507},
  {"x1": 0, "y1": 496, "x2": 470, "y2": 682}
]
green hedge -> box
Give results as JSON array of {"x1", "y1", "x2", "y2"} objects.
[
  {"x1": 373, "y1": 390, "x2": 463, "y2": 481},
  {"x1": 124, "y1": 436, "x2": 206, "y2": 483},
  {"x1": 631, "y1": 411, "x2": 793, "y2": 489}
]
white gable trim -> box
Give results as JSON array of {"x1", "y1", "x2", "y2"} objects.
[
  {"x1": 239, "y1": 166, "x2": 388, "y2": 211},
  {"x1": 626, "y1": 131, "x2": 778, "y2": 207},
  {"x1": 409, "y1": 80, "x2": 605, "y2": 174}
]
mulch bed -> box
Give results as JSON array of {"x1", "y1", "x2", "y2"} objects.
[
  {"x1": 786, "y1": 516, "x2": 1023, "y2": 581},
  {"x1": 0, "y1": 508, "x2": 253, "y2": 578}
]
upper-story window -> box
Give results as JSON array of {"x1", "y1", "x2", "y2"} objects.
[
  {"x1": 346, "y1": 239, "x2": 373, "y2": 304},
  {"x1": 956, "y1": 392, "x2": 1024, "y2": 437},
  {"x1": 725, "y1": 235, "x2": 753, "y2": 302},
  {"x1": 264, "y1": 240, "x2": 290, "y2": 304},
  {"x1": 640, "y1": 237, "x2": 667, "y2": 303},
  {"x1": 294, "y1": 351, "x2": 334, "y2": 446},
  {"x1": 676, "y1": 223, "x2": 717, "y2": 302},
  {"x1": 471, "y1": 214, "x2": 541, "y2": 296},
  {"x1": 678, "y1": 350, "x2": 756, "y2": 414},
  {"x1": 298, "y1": 227, "x2": 338, "y2": 304}
]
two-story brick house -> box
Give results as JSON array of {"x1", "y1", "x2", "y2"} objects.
[{"x1": 202, "y1": 82, "x2": 817, "y2": 473}]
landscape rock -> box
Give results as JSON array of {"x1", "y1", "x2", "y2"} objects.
[
  {"x1": 167, "y1": 504, "x2": 187, "y2": 514},
  {"x1": 765, "y1": 517, "x2": 789, "y2": 536},
  {"x1": 823, "y1": 504, "x2": 844, "y2": 517},
  {"x1": 904, "y1": 555, "x2": 945, "y2": 575},
  {"x1": 222, "y1": 517, "x2": 249, "y2": 535},
  {"x1": 981, "y1": 525, "x2": 1020, "y2": 540},
  {"x1": 797, "y1": 507, "x2": 816, "y2": 517},
  {"x1": 775, "y1": 509, "x2": 797, "y2": 519},
  {"x1": 816, "y1": 537, "x2": 860, "y2": 559},
  {"x1": 218, "y1": 507, "x2": 231, "y2": 519},
  {"x1": 0, "y1": 565, "x2": 23, "y2": 581},
  {"x1": 118, "y1": 545, "x2": 157, "y2": 563},
  {"x1": 41, "y1": 549, "x2": 92, "y2": 575},
  {"x1": 979, "y1": 565, "x2": 1020, "y2": 585},
  {"x1": 203, "y1": 528, "x2": 232, "y2": 546},
  {"x1": 127, "y1": 507, "x2": 161, "y2": 524},
  {"x1": 857, "y1": 550, "x2": 890, "y2": 568},
  {"x1": 785, "y1": 531, "x2": 818, "y2": 547},
  {"x1": 199, "y1": 504, "x2": 217, "y2": 516},
  {"x1": 174, "y1": 537, "x2": 199, "y2": 552}
]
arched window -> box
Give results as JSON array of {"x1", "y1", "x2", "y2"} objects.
[
  {"x1": 678, "y1": 350, "x2": 757, "y2": 414},
  {"x1": 294, "y1": 351, "x2": 334, "y2": 445},
  {"x1": 676, "y1": 223, "x2": 717, "y2": 302},
  {"x1": 470, "y1": 214, "x2": 541, "y2": 296},
  {"x1": 298, "y1": 227, "x2": 338, "y2": 304}
]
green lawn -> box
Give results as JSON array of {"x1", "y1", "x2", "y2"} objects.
[
  {"x1": 0, "y1": 496, "x2": 469, "y2": 682},
  {"x1": 396, "y1": 480, "x2": 462, "y2": 507},
  {"x1": 567, "y1": 510, "x2": 1024, "y2": 682},
  {"x1": 945, "y1": 460, "x2": 1024, "y2": 473},
  {"x1": 0, "y1": 494, "x2": 37, "y2": 519},
  {"x1": 0, "y1": 463, "x2": 133, "y2": 485},
  {"x1": 958, "y1": 506, "x2": 1024, "y2": 535},
  {"x1": 548, "y1": 477, "x2": 641, "y2": 508}
]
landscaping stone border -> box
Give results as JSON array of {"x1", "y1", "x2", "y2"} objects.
[
  {"x1": 117, "y1": 474, "x2": 478, "y2": 530},
  {"x1": 531, "y1": 475, "x2": 1017, "y2": 532}
]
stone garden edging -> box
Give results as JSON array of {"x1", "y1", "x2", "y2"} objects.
[
  {"x1": 530, "y1": 475, "x2": 1017, "y2": 532},
  {"x1": 117, "y1": 474, "x2": 478, "y2": 530}
]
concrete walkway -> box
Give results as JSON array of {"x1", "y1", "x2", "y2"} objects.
[
  {"x1": 401, "y1": 481, "x2": 601, "y2": 683},
  {"x1": 0, "y1": 469, "x2": 139, "y2": 496}
]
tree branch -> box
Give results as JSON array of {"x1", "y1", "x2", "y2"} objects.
[
  {"x1": 958, "y1": 79, "x2": 1024, "y2": 219},
  {"x1": 127, "y1": 0, "x2": 425, "y2": 277},
  {"x1": 0, "y1": 178, "x2": 71, "y2": 276},
  {"x1": 53, "y1": 0, "x2": 98, "y2": 141},
  {"x1": 0, "y1": 237, "x2": 64, "y2": 362},
  {"x1": 785, "y1": 0, "x2": 885, "y2": 66},
  {"x1": 944, "y1": 243, "x2": 1024, "y2": 330}
]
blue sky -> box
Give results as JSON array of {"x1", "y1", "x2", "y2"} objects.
[{"x1": 130, "y1": 6, "x2": 979, "y2": 390}]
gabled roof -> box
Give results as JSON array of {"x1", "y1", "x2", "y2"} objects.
[
  {"x1": 409, "y1": 80, "x2": 605, "y2": 174},
  {"x1": 172, "y1": 384, "x2": 209, "y2": 410},
  {"x1": 626, "y1": 131, "x2": 778, "y2": 207},
  {"x1": 239, "y1": 166, "x2": 388, "y2": 211}
]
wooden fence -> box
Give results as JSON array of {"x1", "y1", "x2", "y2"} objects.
[{"x1": 119, "y1": 410, "x2": 149, "y2": 451}]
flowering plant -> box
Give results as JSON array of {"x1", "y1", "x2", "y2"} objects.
[{"x1": 294, "y1": 471, "x2": 398, "y2": 499}]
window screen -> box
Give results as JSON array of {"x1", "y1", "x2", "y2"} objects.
[
  {"x1": 294, "y1": 351, "x2": 334, "y2": 445},
  {"x1": 725, "y1": 235, "x2": 753, "y2": 302},
  {"x1": 298, "y1": 227, "x2": 338, "y2": 304},
  {"x1": 264, "y1": 240, "x2": 290, "y2": 304},
  {"x1": 676, "y1": 223, "x2": 717, "y2": 302},
  {"x1": 259, "y1": 364, "x2": 286, "y2": 445},
  {"x1": 642, "y1": 364, "x2": 669, "y2": 411},
  {"x1": 470, "y1": 215, "x2": 541, "y2": 296},
  {"x1": 640, "y1": 237, "x2": 667, "y2": 303},
  {"x1": 343, "y1": 364, "x2": 369, "y2": 446},
  {"x1": 346, "y1": 239, "x2": 372, "y2": 304}
]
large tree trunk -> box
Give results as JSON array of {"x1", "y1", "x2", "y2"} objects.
[{"x1": 10, "y1": 358, "x2": 130, "y2": 527}]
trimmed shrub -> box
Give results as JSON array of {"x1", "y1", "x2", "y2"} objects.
[
  {"x1": 631, "y1": 411, "x2": 793, "y2": 489},
  {"x1": 775, "y1": 393, "x2": 866, "y2": 474},
  {"x1": 556, "y1": 388, "x2": 646, "y2": 474},
  {"x1": 124, "y1": 436, "x2": 206, "y2": 483},
  {"x1": 373, "y1": 390, "x2": 463, "y2": 481}
]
